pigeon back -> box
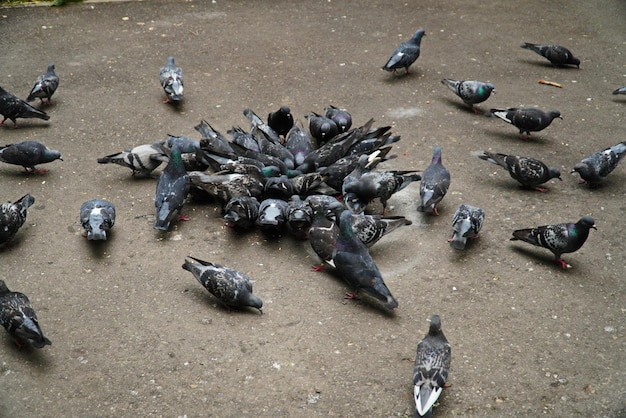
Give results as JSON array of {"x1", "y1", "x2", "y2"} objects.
[
  {"x1": 27, "y1": 64, "x2": 59, "y2": 104},
  {"x1": 0, "y1": 279, "x2": 51, "y2": 348},
  {"x1": 0, "y1": 193, "x2": 35, "y2": 246}
]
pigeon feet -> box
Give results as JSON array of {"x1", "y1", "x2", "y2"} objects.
[
  {"x1": 178, "y1": 215, "x2": 190, "y2": 221},
  {"x1": 311, "y1": 264, "x2": 325, "y2": 272},
  {"x1": 555, "y1": 258, "x2": 572, "y2": 269},
  {"x1": 344, "y1": 292, "x2": 360, "y2": 300},
  {"x1": 534, "y1": 187, "x2": 548, "y2": 192}
]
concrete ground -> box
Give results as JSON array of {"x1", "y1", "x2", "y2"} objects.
[{"x1": 0, "y1": 0, "x2": 624, "y2": 416}]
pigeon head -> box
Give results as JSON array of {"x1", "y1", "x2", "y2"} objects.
[
  {"x1": 570, "y1": 162, "x2": 590, "y2": 177},
  {"x1": 550, "y1": 110, "x2": 562, "y2": 120},
  {"x1": 428, "y1": 315, "x2": 443, "y2": 335},
  {"x1": 86, "y1": 211, "x2": 109, "y2": 240},
  {"x1": 412, "y1": 29, "x2": 426, "y2": 43},
  {"x1": 578, "y1": 216, "x2": 596, "y2": 230},
  {"x1": 343, "y1": 192, "x2": 364, "y2": 214},
  {"x1": 248, "y1": 294, "x2": 264, "y2": 314},
  {"x1": 549, "y1": 168, "x2": 563, "y2": 181}
]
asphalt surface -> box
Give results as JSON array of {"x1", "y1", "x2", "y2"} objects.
[{"x1": 0, "y1": 0, "x2": 625, "y2": 417}]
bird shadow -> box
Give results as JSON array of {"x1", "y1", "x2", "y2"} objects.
[
  {"x1": 509, "y1": 245, "x2": 571, "y2": 271},
  {"x1": 518, "y1": 59, "x2": 580, "y2": 70},
  {"x1": 483, "y1": 128, "x2": 550, "y2": 145},
  {"x1": 84, "y1": 234, "x2": 114, "y2": 259},
  {"x1": 0, "y1": 122, "x2": 50, "y2": 130},
  {"x1": 1, "y1": 336, "x2": 53, "y2": 366},
  {"x1": 441, "y1": 98, "x2": 487, "y2": 115},
  {"x1": 185, "y1": 286, "x2": 262, "y2": 315},
  {"x1": 381, "y1": 70, "x2": 421, "y2": 84}
]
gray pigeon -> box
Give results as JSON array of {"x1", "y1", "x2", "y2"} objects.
[
  {"x1": 477, "y1": 151, "x2": 562, "y2": 191},
  {"x1": 613, "y1": 87, "x2": 626, "y2": 95},
  {"x1": 97, "y1": 142, "x2": 166, "y2": 176},
  {"x1": 307, "y1": 112, "x2": 339, "y2": 145},
  {"x1": 510, "y1": 216, "x2": 596, "y2": 269},
  {"x1": 332, "y1": 209, "x2": 398, "y2": 310},
  {"x1": 382, "y1": 29, "x2": 426, "y2": 75},
  {"x1": 0, "y1": 141, "x2": 62, "y2": 173},
  {"x1": 491, "y1": 108, "x2": 562, "y2": 140},
  {"x1": 222, "y1": 196, "x2": 260, "y2": 230},
  {"x1": 182, "y1": 257, "x2": 263, "y2": 313},
  {"x1": 27, "y1": 64, "x2": 59, "y2": 105},
  {"x1": 417, "y1": 146, "x2": 450, "y2": 215},
  {"x1": 441, "y1": 79, "x2": 495, "y2": 113},
  {"x1": 0, "y1": 279, "x2": 51, "y2": 349},
  {"x1": 154, "y1": 143, "x2": 190, "y2": 231},
  {"x1": 159, "y1": 57, "x2": 184, "y2": 103},
  {"x1": 448, "y1": 204, "x2": 485, "y2": 250},
  {"x1": 80, "y1": 199, "x2": 116, "y2": 241},
  {"x1": 324, "y1": 105, "x2": 352, "y2": 134},
  {"x1": 0, "y1": 193, "x2": 34, "y2": 248},
  {"x1": 413, "y1": 315, "x2": 451, "y2": 417},
  {"x1": 256, "y1": 198, "x2": 289, "y2": 236},
  {"x1": 521, "y1": 42, "x2": 580, "y2": 68},
  {"x1": 0, "y1": 86, "x2": 50, "y2": 128},
  {"x1": 571, "y1": 141, "x2": 626, "y2": 185}
]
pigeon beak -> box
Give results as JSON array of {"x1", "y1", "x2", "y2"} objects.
[{"x1": 591, "y1": 224, "x2": 597, "y2": 230}]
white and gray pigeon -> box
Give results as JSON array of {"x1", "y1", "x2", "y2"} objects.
[
  {"x1": 332, "y1": 209, "x2": 398, "y2": 310},
  {"x1": 382, "y1": 29, "x2": 426, "y2": 75},
  {"x1": 0, "y1": 140, "x2": 62, "y2": 173},
  {"x1": 417, "y1": 146, "x2": 450, "y2": 216},
  {"x1": 159, "y1": 56, "x2": 184, "y2": 104},
  {"x1": 0, "y1": 279, "x2": 51, "y2": 349},
  {"x1": 0, "y1": 86, "x2": 50, "y2": 128},
  {"x1": 413, "y1": 315, "x2": 451, "y2": 417},
  {"x1": 477, "y1": 151, "x2": 561, "y2": 192},
  {"x1": 27, "y1": 64, "x2": 59, "y2": 105},
  {"x1": 613, "y1": 87, "x2": 626, "y2": 95},
  {"x1": 491, "y1": 108, "x2": 562, "y2": 140},
  {"x1": 571, "y1": 141, "x2": 626, "y2": 186},
  {"x1": 97, "y1": 142, "x2": 166, "y2": 176},
  {"x1": 0, "y1": 193, "x2": 34, "y2": 248},
  {"x1": 441, "y1": 79, "x2": 495, "y2": 113},
  {"x1": 521, "y1": 42, "x2": 580, "y2": 68},
  {"x1": 510, "y1": 216, "x2": 596, "y2": 269},
  {"x1": 154, "y1": 143, "x2": 190, "y2": 231},
  {"x1": 448, "y1": 204, "x2": 485, "y2": 250},
  {"x1": 80, "y1": 199, "x2": 116, "y2": 241},
  {"x1": 182, "y1": 257, "x2": 263, "y2": 313}
]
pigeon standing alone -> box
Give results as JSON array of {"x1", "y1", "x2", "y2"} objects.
[
  {"x1": 417, "y1": 146, "x2": 450, "y2": 215},
  {"x1": 413, "y1": 315, "x2": 451, "y2": 417},
  {"x1": 159, "y1": 57, "x2": 184, "y2": 104},
  {"x1": 448, "y1": 204, "x2": 485, "y2": 250},
  {"x1": 521, "y1": 42, "x2": 580, "y2": 68},
  {"x1": 477, "y1": 151, "x2": 562, "y2": 192},
  {"x1": 382, "y1": 29, "x2": 426, "y2": 75},
  {"x1": 0, "y1": 86, "x2": 50, "y2": 128},
  {"x1": 441, "y1": 79, "x2": 495, "y2": 114},
  {"x1": 571, "y1": 141, "x2": 626, "y2": 185},
  {"x1": 491, "y1": 108, "x2": 562, "y2": 140},
  {"x1": 27, "y1": 64, "x2": 59, "y2": 105},
  {"x1": 510, "y1": 216, "x2": 596, "y2": 269},
  {"x1": 80, "y1": 199, "x2": 116, "y2": 241},
  {"x1": 0, "y1": 193, "x2": 35, "y2": 248},
  {"x1": 0, "y1": 141, "x2": 62, "y2": 173},
  {"x1": 332, "y1": 210, "x2": 398, "y2": 310},
  {"x1": 182, "y1": 257, "x2": 263, "y2": 313},
  {"x1": 0, "y1": 279, "x2": 51, "y2": 349}
]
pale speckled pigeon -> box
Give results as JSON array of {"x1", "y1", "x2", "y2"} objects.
[
  {"x1": 441, "y1": 79, "x2": 495, "y2": 114},
  {"x1": 448, "y1": 204, "x2": 485, "y2": 250},
  {"x1": 80, "y1": 199, "x2": 116, "y2": 241},
  {"x1": 0, "y1": 193, "x2": 34, "y2": 248},
  {"x1": 571, "y1": 141, "x2": 626, "y2": 185},
  {"x1": 477, "y1": 151, "x2": 561, "y2": 191},
  {"x1": 27, "y1": 64, "x2": 59, "y2": 105}
]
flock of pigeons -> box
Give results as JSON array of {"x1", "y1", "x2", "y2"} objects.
[{"x1": 0, "y1": 28, "x2": 625, "y2": 417}]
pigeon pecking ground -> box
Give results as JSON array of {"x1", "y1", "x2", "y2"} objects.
[{"x1": 0, "y1": 1, "x2": 624, "y2": 417}]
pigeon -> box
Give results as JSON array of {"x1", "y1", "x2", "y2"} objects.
[
  {"x1": 80, "y1": 199, "x2": 116, "y2": 241},
  {"x1": 0, "y1": 193, "x2": 34, "y2": 248},
  {"x1": 382, "y1": 29, "x2": 426, "y2": 75},
  {"x1": 307, "y1": 197, "x2": 341, "y2": 270},
  {"x1": 182, "y1": 257, "x2": 263, "y2": 313},
  {"x1": 477, "y1": 151, "x2": 562, "y2": 191},
  {"x1": 413, "y1": 315, "x2": 451, "y2": 417},
  {"x1": 256, "y1": 198, "x2": 289, "y2": 236},
  {"x1": 222, "y1": 196, "x2": 260, "y2": 230},
  {"x1": 521, "y1": 42, "x2": 580, "y2": 68},
  {"x1": 267, "y1": 105, "x2": 294, "y2": 138},
  {"x1": 26, "y1": 64, "x2": 59, "y2": 105},
  {"x1": 571, "y1": 141, "x2": 626, "y2": 185},
  {"x1": 286, "y1": 195, "x2": 313, "y2": 239},
  {"x1": 97, "y1": 142, "x2": 166, "y2": 176},
  {"x1": 0, "y1": 141, "x2": 62, "y2": 173},
  {"x1": 285, "y1": 124, "x2": 313, "y2": 166},
  {"x1": 332, "y1": 209, "x2": 398, "y2": 310},
  {"x1": 417, "y1": 146, "x2": 450, "y2": 215},
  {"x1": 324, "y1": 105, "x2": 352, "y2": 133},
  {"x1": 0, "y1": 86, "x2": 50, "y2": 128},
  {"x1": 448, "y1": 204, "x2": 485, "y2": 250},
  {"x1": 307, "y1": 112, "x2": 339, "y2": 145},
  {"x1": 159, "y1": 56, "x2": 184, "y2": 103},
  {"x1": 491, "y1": 108, "x2": 562, "y2": 140},
  {"x1": 510, "y1": 216, "x2": 596, "y2": 269},
  {"x1": 441, "y1": 79, "x2": 495, "y2": 113},
  {"x1": 0, "y1": 279, "x2": 51, "y2": 349},
  {"x1": 244, "y1": 108, "x2": 282, "y2": 146},
  {"x1": 613, "y1": 87, "x2": 626, "y2": 95},
  {"x1": 154, "y1": 143, "x2": 190, "y2": 231}
]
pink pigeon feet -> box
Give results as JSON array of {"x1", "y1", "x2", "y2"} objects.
[{"x1": 555, "y1": 258, "x2": 572, "y2": 269}]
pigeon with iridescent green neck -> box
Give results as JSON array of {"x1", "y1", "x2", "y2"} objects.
[{"x1": 441, "y1": 79, "x2": 495, "y2": 114}]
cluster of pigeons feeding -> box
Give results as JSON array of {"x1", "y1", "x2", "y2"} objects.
[{"x1": 0, "y1": 30, "x2": 625, "y2": 417}]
